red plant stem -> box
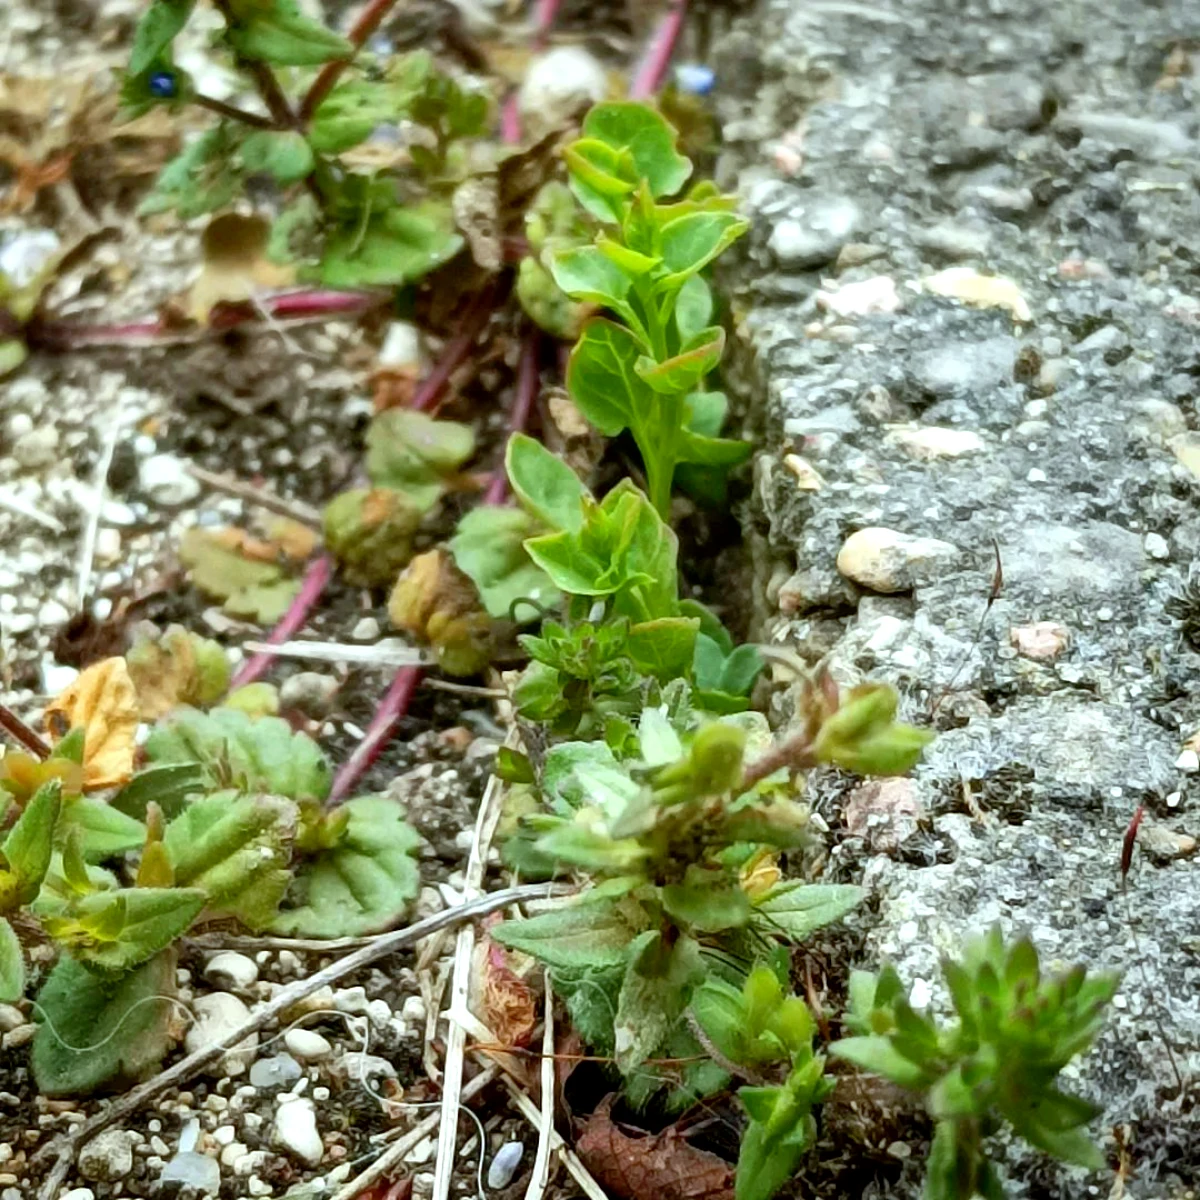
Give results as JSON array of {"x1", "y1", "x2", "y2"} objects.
[
  {"x1": 230, "y1": 554, "x2": 335, "y2": 691},
  {"x1": 410, "y1": 290, "x2": 496, "y2": 412},
  {"x1": 630, "y1": 0, "x2": 689, "y2": 100},
  {"x1": 499, "y1": 0, "x2": 564, "y2": 143},
  {"x1": 211, "y1": 0, "x2": 298, "y2": 128},
  {"x1": 300, "y1": 0, "x2": 401, "y2": 122},
  {"x1": 193, "y1": 93, "x2": 273, "y2": 128},
  {"x1": 0, "y1": 702, "x2": 50, "y2": 759},
  {"x1": 484, "y1": 335, "x2": 540, "y2": 505}
]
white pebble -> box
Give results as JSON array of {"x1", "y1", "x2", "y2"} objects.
[
  {"x1": 203, "y1": 952, "x2": 259, "y2": 991},
  {"x1": 1175, "y1": 749, "x2": 1199, "y2": 773},
  {"x1": 487, "y1": 1141, "x2": 524, "y2": 1189},
  {"x1": 274, "y1": 1095, "x2": 324, "y2": 1166},
  {"x1": 284, "y1": 1029, "x2": 333, "y2": 1062}
]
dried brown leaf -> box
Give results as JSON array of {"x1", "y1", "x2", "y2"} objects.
[
  {"x1": 44, "y1": 657, "x2": 138, "y2": 790},
  {"x1": 478, "y1": 938, "x2": 536, "y2": 1049},
  {"x1": 188, "y1": 213, "x2": 294, "y2": 323},
  {"x1": 575, "y1": 1095, "x2": 735, "y2": 1200}
]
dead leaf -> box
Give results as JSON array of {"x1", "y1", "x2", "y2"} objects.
[
  {"x1": 125, "y1": 623, "x2": 231, "y2": 720},
  {"x1": 179, "y1": 527, "x2": 301, "y2": 624},
  {"x1": 44, "y1": 657, "x2": 138, "y2": 790},
  {"x1": 188, "y1": 213, "x2": 295, "y2": 323},
  {"x1": 452, "y1": 176, "x2": 502, "y2": 271},
  {"x1": 575, "y1": 1095, "x2": 735, "y2": 1200},
  {"x1": 263, "y1": 517, "x2": 318, "y2": 563},
  {"x1": 478, "y1": 937, "x2": 536, "y2": 1049}
]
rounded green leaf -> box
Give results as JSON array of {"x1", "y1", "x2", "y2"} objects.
[
  {"x1": 505, "y1": 433, "x2": 588, "y2": 533},
  {"x1": 581, "y1": 103, "x2": 693, "y2": 199}
]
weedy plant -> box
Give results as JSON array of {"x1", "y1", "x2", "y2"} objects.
[
  {"x1": 125, "y1": 0, "x2": 487, "y2": 288},
  {"x1": 0, "y1": 646, "x2": 419, "y2": 1096},
  {"x1": 831, "y1": 929, "x2": 1119, "y2": 1199}
]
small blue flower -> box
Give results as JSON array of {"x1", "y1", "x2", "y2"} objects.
[
  {"x1": 675, "y1": 64, "x2": 715, "y2": 97},
  {"x1": 148, "y1": 70, "x2": 178, "y2": 99}
]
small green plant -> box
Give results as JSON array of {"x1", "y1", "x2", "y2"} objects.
[
  {"x1": 0, "y1": 679, "x2": 420, "y2": 1096},
  {"x1": 125, "y1": 1, "x2": 488, "y2": 288},
  {"x1": 831, "y1": 929, "x2": 1119, "y2": 1199},
  {"x1": 538, "y1": 103, "x2": 752, "y2": 516}
]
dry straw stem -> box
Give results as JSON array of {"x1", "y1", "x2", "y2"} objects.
[
  {"x1": 523, "y1": 971, "x2": 556, "y2": 1200},
  {"x1": 33, "y1": 882, "x2": 570, "y2": 1200},
  {"x1": 187, "y1": 464, "x2": 321, "y2": 527},
  {"x1": 431, "y1": 754, "x2": 510, "y2": 1200}
]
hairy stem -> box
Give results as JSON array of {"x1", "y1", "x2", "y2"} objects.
[
  {"x1": 300, "y1": 0, "x2": 402, "y2": 121},
  {"x1": 739, "y1": 730, "x2": 816, "y2": 792}
]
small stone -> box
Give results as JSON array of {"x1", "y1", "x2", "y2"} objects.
[
  {"x1": 0, "y1": 1006, "x2": 24, "y2": 1034},
  {"x1": 331, "y1": 1052, "x2": 398, "y2": 1087},
  {"x1": 274, "y1": 1095, "x2": 324, "y2": 1166},
  {"x1": 923, "y1": 267, "x2": 1032, "y2": 322},
  {"x1": 79, "y1": 1130, "x2": 135, "y2": 1182},
  {"x1": 280, "y1": 670, "x2": 339, "y2": 716},
  {"x1": 518, "y1": 46, "x2": 607, "y2": 138},
  {"x1": 888, "y1": 427, "x2": 985, "y2": 461},
  {"x1": 815, "y1": 275, "x2": 899, "y2": 318},
  {"x1": 249, "y1": 1053, "x2": 303, "y2": 1088},
  {"x1": 12, "y1": 425, "x2": 59, "y2": 470},
  {"x1": 1069, "y1": 112, "x2": 1192, "y2": 159},
  {"x1": 1027, "y1": 468, "x2": 1047, "y2": 483},
  {"x1": 487, "y1": 1141, "x2": 525, "y2": 1189},
  {"x1": 185, "y1": 994, "x2": 258, "y2": 1076},
  {"x1": 782, "y1": 454, "x2": 825, "y2": 490},
  {"x1": 94, "y1": 527, "x2": 122, "y2": 565},
  {"x1": 768, "y1": 195, "x2": 862, "y2": 268},
  {"x1": 844, "y1": 779, "x2": 924, "y2": 853},
  {"x1": 284, "y1": 1029, "x2": 333, "y2": 1061},
  {"x1": 916, "y1": 222, "x2": 990, "y2": 261},
  {"x1": 378, "y1": 321, "x2": 423, "y2": 371},
  {"x1": 836, "y1": 527, "x2": 960, "y2": 593},
  {"x1": 350, "y1": 616, "x2": 380, "y2": 641},
  {"x1": 203, "y1": 952, "x2": 258, "y2": 991},
  {"x1": 0, "y1": 228, "x2": 60, "y2": 288},
  {"x1": 60, "y1": 1190, "x2": 94, "y2": 1200},
  {"x1": 1137, "y1": 823, "x2": 1197, "y2": 863},
  {"x1": 139, "y1": 454, "x2": 201, "y2": 506},
  {"x1": 1009, "y1": 622, "x2": 1070, "y2": 661},
  {"x1": 1144, "y1": 532, "x2": 1170, "y2": 561},
  {"x1": 1174, "y1": 749, "x2": 1199, "y2": 773},
  {"x1": 1, "y1": 1024, "x2": 35, "y2": 1049},
  {"x1": 401, "y1": 995, "x2": 427, "y2": 1024}
]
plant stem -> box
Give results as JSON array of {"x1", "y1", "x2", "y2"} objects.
[
  {"x1": 193, "y1": 93, "x2": 273, "y2": 128},
  {"x1": 300, "y1": 0, "x2": 402, "y2": 121},
  {"x1": 739, "y1": 730, "x2": 816, "y2": 792},
  {"x1": 0, "y1": 703, "x2": 50, "y2": 758},
  {"x1": 328, "y1": 662, "x2": 420, "y2": 802},
  {"x1": 484, "y1": 334, "x2": 540, "y2": 505},
  {"x1": 630, "y1": 0, "x2": 689, "y2": 100},
  {"x1": 211, "y1": 0, "x2": 299, "y2": 128}
]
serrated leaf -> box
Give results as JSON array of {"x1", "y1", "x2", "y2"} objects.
[
  {"x1": 494, "y1": 897, "x2": 645, "y2": 970},
  {"x1": 505, "y1": 433, "x2": 587, "y2": 533},
  {"x1": 449, "y1": 507, "x2": 560, "y2": 621},
  {"x1": 140, "y1": 125, "x2": 244, "y2": 220},
  {"x1": 753, "y1": 882, "x2": 863, "y2": 940},
  {"x1": 32, "y1": 951, "x2": 179, "y2": 1096},
  {"x1": 56, "y1": 799, "x2": 146, "y2": 862},
  {"x1": 110, "y1": 763, "x2": 206, "y2": 821},
  {"x1": 145, "y1": 707, "x2": 331, "y2": 801},
  {"x1": 178, "y1": 527, "x2": 299, "y2": 624},
  {"x1": 129, "y1": 0, "x2": 195, "y2": 76},
  {"x1": 164, "y1": 790, "x2": 297, "y2": 929},
  {"x1": 662, "y1": 869, "x2": 751, "y2": 932},
  {"x1": 614, "y1": 931, "x2": 701, "y2": 1073},
  {"x1": 0, "y1": 919, "x2": 24, "y2": 1002},
  {"x1": 268, "y1": 796, "x2": 420, "y2": 938}
]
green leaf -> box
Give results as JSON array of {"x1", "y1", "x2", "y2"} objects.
[
  {"x1": 662, "y1": 869, "x2": 752, "y2": 932},
  {"x1": 553, "y1": 963, "x2": 623, "y2": 1052},
  {"x1": 178, "y1": 527, "x2": 299, "y2": 624},
  {"x1": 323, "y1": 487, "x2": 422, "y2": 587},
  {"x1": 110, "y1": 763, "x2": 206, "y2": 822},
  {"x1": 56, "y1": 800, "x2": 146, "y2": 863},
  {"x1": 537, "y1": 823, "x2": 647, "y2": 872},
  {"x1": 145, "y1": 708, "x2": 331, "y2": 801},
  {"x1": 32, "y1": 951, "x2": 179, "y2": 1096},
  {"x1": 735, "y1": 1112, "x2": 811, "y2": 1200},
  {"x1": 1, "y1": 780, "x2": 61, "y2": 906},
  {"x1": 0, "y1": 339, "x2": 28, "y2": 378},
  {"x1": 524, "y1": 531, "x2": 616, "y2": 597},
  {"x1": 614, "y1": 932, "x2": 701, "y2": 1072},
  {"x1": 516, "y1": 257, "x2": 588, "y2": 340},
  {"x1": 494, "y1": 897, "x2": 646, "y2": 971},
  {"x1": 239, "y1": 130, "x2": 314, "y2": 184},
  {"x1": 637, "y1": 707, "x2": 684, "y2": 767},
  {"x1": 366, "y1": 408, "x2": 476, "y2": 511},
  {"x1": 0, "y1": 919, "x2": 24, "y2": 1003},
  {"x1": 581, "y1": 103, "x2": 692, "y2": 199},
  {"x1": 675, "y1": 274, "x2": 714, "y2": 342},
  {"x1": 505, "y1": 433, "x2": 587, "y2": 533},
  {"x1": 565, "y1": 318, "x2": 647, "y2": 437},
  {"x1": 269, "y1": 796, "x2": 420, "y2": 937},
  {"x1": 140, "y1": 125, "x2": 244, "y2": 219},
  {"x1": 129, "y1": 0, "x2": 195, "y2": 76},
  {"x1": 753, "y1": 882, "x2": 863, "y2": 940},
  {"x1": 659, "y1": 212, "x2": 750, "y2": 284},
  {"x1": 626, "y1": 617, "x2": 698, "y2": 682},
  {"x1": 164, "y1": 791, "x2": 297, "y2": 929},
  {"x1": 635, "y1": 327, "x2": 725, "y2": 395},
  {"x1": 596, "y1": 235, "x2": 660, "y2": 276},
  {"x1": 678, "y1": 428, "x2": 753, "y2": 468},
  {"x1": 549, "y1": 245, "x2": 633, "y2": 313},
  {"x1": 449, "y1": 506, "x2": 560, "y2": 620},
  {"x1": 227, "y1": 0, "x2": 353, "y2": 65},
  {"x1": 319, "y1": 204, "x2": 463, "y2": 289},
  {"x1": 563, "y1": 139, "x2": 636, "y2": 223},
  {"x1": 829, "y1": 1035, "x2": 933, "y2": 1090}
]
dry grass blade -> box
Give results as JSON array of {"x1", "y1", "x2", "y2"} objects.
[
  {"x1": 75, "y1": 392, "x2": 124, "y2": 607},
  {"x1": 187, "y1": 464, "x2": 321, "y2": 527},
  {"x1": 524, "y1": 971, "x2": 556, "y2": 1200},
  {"x1": 32, "y1": 883, "x2": 569, "y2": 1200}
]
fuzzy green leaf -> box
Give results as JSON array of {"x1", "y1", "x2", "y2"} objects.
[
  {"x1": 140, "y1": 126, "x2": 244, "y2": 219},
  {"x1": 505, "y1": 433, "x2": 587, "y2": 533},
  {"x1": 614, "y1": 931, "x2": 701, "y2": 1073},
  {"x1": 494, "y1": 897, "x2": 645, "y2": 971},
  {"x1": 145, "y1": 708, "x2": 331, "y2": 801},
  {"x1": 32, "y1": 951, "x2": 179, "y2": 1096},
  {"x1": 662, "y1": 869, "x2": 752, "y2": 932},
  {"x1": 366, "y1": 408, "x2": 476, "y2": 511},
  {"x1": 55, "y1": 799, "x2": 146, "y2": 863},
  {"x1": 320, "y1": 204, "x2": 462, "y2": 289},
  {"x1": 626, "y1": 617, "x2": 699, "y2": 682},
  {"x1": 227, "y1": 0, "x2": 353, "y2": 66},
  {"x1": 129, "y1": 0, "x2": 195, "y2": 76},
  {"x1": 0, "y1": 919, "x2": 24, "y2": 1003},
  {"x1": 177, "y1": 527, "x2": 299, "y2": 624},
  {"x1": 110, "y1": 763, "x2": 205, "y2": 822},
  {"x1": 268, "y1": 796, "x2": 420, "y2": 937},
  {"x1": 1, "y1": 780, "x2": 62, "y2": 907},
  {"x1": 753, "y1": 882, "x2": 863, "y2": 940},
  {"x1": 239, "y1": 130, "x2": 315, "y2": 184},
  {"x1": 449, "y1": 507, "x2": 560, "y2": 620},
  {"x1": 829, "y1": 1035, "x2": 938, "y2": 1090}
]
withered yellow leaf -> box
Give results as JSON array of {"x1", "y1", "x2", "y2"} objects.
[{"x1": 44, "y1": 658, "x2": 138, "y2": 790}]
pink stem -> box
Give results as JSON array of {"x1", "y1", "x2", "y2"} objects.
[
  {"x1": 230, "y1": 553, "x2": 335, "y2": 690},
  {"x1": 630, "y1": 0, "x2": 688, "y2": 100},
  {"x1": 329, "y1": 664, "x2": 421, "y2": 802},
  {"x1": 484, "y1": 334, "x2": 539, "y2": 505},
  {"x1": 410, "y1": 291, "x2": 495, "y2": 412},
  {"x1": 499, "y1": 0, "x2": 563, "y2": 142},
  {"x1": 300, "y1": 0, "x2": 403, "y2": 121}
]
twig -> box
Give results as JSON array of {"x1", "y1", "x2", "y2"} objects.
[
  {"x1": 0, "y1": 703, "x2": 50, "y2": 758},
  {"x1": 242, "y1": 638, "x2": 431, "y2": 669},
  {"x1": 32, "y1": 882, "x2": 571, "y2": 1200},
  {"x1": 75, "y1": 392, "x2": 124, "y2": 608},
  {"x1": 630, "y1": 0, "x2": 689, "y2": 100},
  {"x1": 229, "y1": 554, "x2": 335, "y2": 690},
  {"x1": 484, "y1": 334, "x2": 541, "y2": 505},
  {"x1": 329, "y1": 665, "x2": 422, "y2": 802},
  {"x1": 193, "y1": 93, "x2": 273, "y2": 128},
  {"x1": 0, "y1": 490, "x2": 65, "y2": 533},
  {"x1": 187, "y1": 465, "x2": 321, "y2": 527},
  {"x1": 300, "y1": 0, "x2": 403, "y2": 121},
  {"x1": 432, "y1": 757, "x2": 509, "y2": 1200},
  {"x1": 523, "y1": 972, "x2": 556, "y2": 1200},
  {"x1": 187, "y1": 931, "x2": 378, "y2": 953},
  {"x1": 410, "y1": 290, "x2": 496, "y2": 413},
  {"x1": 330, "y1": 1066, "x2": 501, "y2": 1200},
  {"x1": 739, "y1": 729, "x2": 816, "y2": 792}
]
